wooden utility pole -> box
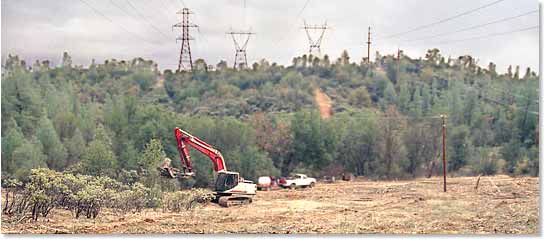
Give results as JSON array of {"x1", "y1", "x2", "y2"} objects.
[
  {"x1": 397, "y1": 48, "x2": 401, "y2": 83},
  {"x1": 366, "y1": 27, "x2": 371, "y2": 63},
  {"x1": 441, "y1": 114, "x2": 447, "y2": 192}
]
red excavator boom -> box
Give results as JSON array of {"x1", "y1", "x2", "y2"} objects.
[{"x1": 174, "y1": 127, "x2": 227, "y2": 176}]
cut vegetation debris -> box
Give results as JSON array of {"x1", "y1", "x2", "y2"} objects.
[{"x1": 1, "y1": 175, "x2": 538, "y2": 234}]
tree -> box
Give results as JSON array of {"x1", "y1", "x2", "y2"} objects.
[
  {"x1": 336, "y1": 114, "x2": 379, "y2": 176},
  {"x1": 81, "y1": 124, "x2": 117, "y2": 177},
  {"x1": 37, "y1": 116, "x2": 67, "y2": 170},
  {"x1": 500, "y1": 137, "x2": 523, "y2": 174},
  {"x1": 403, "y1": 121, "x2": 439, "y2": 177},
  {"x1": 448, "y1": 125, "x2": 472, "y2": 171},
  {"x1": 1, "y1": 68, "x2": 43, "y2": 135},
  {"x1": 383, "y1": 82, "x2": 397, "y2": 107},
  {"x1": 348, "y1": 87, "x2": 371, "y2": 108},
  {"x1": 139, "y1": 139, "x2": 165, "y2": 172},
  {"x1": 339, "y1": 50, "x2": 350, "y2": 65},
  {"x1": 514, "y1": 65, "x2": 520, "y2": 80},
  {"x1": 62, "y1": 52, "x2": 72, "y2": 68},
  {"x1": 65, "y1": 128, "x2": 86, "y2": 166},
  {"x1": 1, "y1": 126, "x2": 25, "y2": 174},
  {"x1": 138, "y1": 139, "x2": 168, "y2": 189},
  {"x1": 11, "y1": 138, "x2": 47, "y2": 180},
  {"x1": 119, "y1": 142, "x2": 139, "y2": 170},
  {"x1": 284, "y1": 111, "x2": 335, "y2": 175},
  {"x1": 376, "y1": 106, "x2": 407, "y2": 178},
  {"x1": 398, "y1": 80, "x2": 410, "y2": 112}
]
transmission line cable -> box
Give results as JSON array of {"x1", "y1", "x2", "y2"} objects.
[
  {"x1": 146, "y1": 0, "x2": 177, "y2": 25},
  {"x1": 381, "y1": 0, "x2": 507, "y2": 39},
  {"x1": 405, "y1": 9, "x2": 538, "y2": 42},
  {"x1": 432, "y1": 25, "x2": 538, "y2": 44},
  {"x1": 124, "y1": 0, "x2": 170, "y2": 39},
  {"x1": 108, "y1": 0, "x2": 171, "y2": 39},
  {"x1": 78, "y1": 0, "x2": 156, "y2": 45},
  {"x1": 464, "y1": 82, "x2": 539, "y2": 115},
  {"x1": 272, "y1": 0, "x2": 312, "y2": 52}
]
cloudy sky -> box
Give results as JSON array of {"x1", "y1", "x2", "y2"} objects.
[{"x1": 1, "y1": 0, "x2": 540, "y2": 73}]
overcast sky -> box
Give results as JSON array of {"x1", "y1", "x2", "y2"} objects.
[{"x1": 1, "y1": 0, "x2": 540, "y2": 73}]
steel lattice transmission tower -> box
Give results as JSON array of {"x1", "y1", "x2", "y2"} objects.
[
  {"x1": 226, "y1": 30, "x2": 255, "y2": 69},
  {"x1": 173, "y1": 8, "x2": 198, "y2": 72},
  {"x1": 302, "y1": 20, "x2": 329, "y2": 56}
]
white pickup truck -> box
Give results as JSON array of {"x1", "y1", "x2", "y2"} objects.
[{"x1": 279, "y1": 174, "x2": 316, "y2": 189}]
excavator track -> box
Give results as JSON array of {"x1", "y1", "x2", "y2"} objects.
[{"x1": 217, "y1": 195, "x2": 253, "y2": 207}]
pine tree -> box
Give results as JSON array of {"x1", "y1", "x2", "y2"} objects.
[
  {"x1": 1, "y1": 126, "x2": 25, "y2": 174},
  {"x1": 65, "y1": 128, "x2": 86, "y2": 166},
  {"x1": 37, "y1": 115, "x2": 67, "y2": 170},
  {"x1": 383, "y1": 82, "x2": 397, "y2": 107},
  {"x1": 81, "y1": 124, "x2": 117, "y2": 177},
  {"x1": 11, "y1": 138, "x2": 47, "y2": 180}
]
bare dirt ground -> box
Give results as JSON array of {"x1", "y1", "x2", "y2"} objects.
[
  {"x1": 314, "y1": 88, "x2": 332, "y2": 119},
  {"x1": 1, "y1": 175, "x2": 539, "y2": 234}
]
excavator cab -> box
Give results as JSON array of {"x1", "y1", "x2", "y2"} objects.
[{"x1": 215, "y1": 171, "x2": 239, "y2": 192}]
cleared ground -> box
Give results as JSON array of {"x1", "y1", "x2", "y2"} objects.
[{"x1": 1, "y1": 175, "x2": 539, "y2": 234}]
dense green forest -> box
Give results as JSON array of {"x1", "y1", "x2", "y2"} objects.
[{"x1": 1, "y1": 49, "x2": 539, "y2": 189}]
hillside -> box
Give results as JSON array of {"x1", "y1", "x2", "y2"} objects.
[{"x1": 1, "y1": 49, "x2": 539, "y2": 187}]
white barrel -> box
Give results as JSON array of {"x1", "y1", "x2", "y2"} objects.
[{"x1": 257, "y1": 176, "x2": 271, "y2": 186}]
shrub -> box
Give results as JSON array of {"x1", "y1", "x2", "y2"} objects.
[
  {"x1": 4, "y1": 168, "x2": 127, "y2": 220},
  {"x1": 162, "y1": 189, "x2": 214, "y2": 212},
  {"x1": 112, "y1": 183, "x2": 161, "y2": 214},
  {"x1": 2, "y1": 178, "x2": 24, "y2": 215},
  {"x1": 473, "y1": 148, "x2": 499, "y2": 176}
]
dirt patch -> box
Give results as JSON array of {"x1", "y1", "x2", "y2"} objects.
[
  {"x1": 154, "y1": 74, "x2": 165, "y2": 89},
  {"x1": 314, "y1": 88, "x2": 332, "y2": 119},
  {"x1": 1, "y1": 176, "x2": 539, "y2": 234}
]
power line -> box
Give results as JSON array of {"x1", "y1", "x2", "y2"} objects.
[
  {"x1": 273, "y1": 0, "x2": 311, "y2": 49},
  {"x1": 479, "y1": 82, "x2": 539, "y2": 104},
  {"x1": 296, "y1": 0, "x2": 311, "y2": 18},
  {"x1": 108, "y1": 0, "x2": 172, "y2": 39},
  {"x1": 431, "y1": 25, "x2": 538, "y2": 45},
  {"x1": 381, "y1": 0, "x2": 507, "y2": 39},
  {"x1": 78, "y1": 0, "x2": 156, "y2": 45},
  {"x1": 124, "y1": 0, "x2": 170, "y2": 39},
  {"x1": 405, "y1": 9, "x2": 538, "y2": 42},
  {"x1": 463, "y1": 82, "x2": 539, "y2": 115},
  {"x1": 146, "y1": 0, "x2": 177, "y2": 25}
]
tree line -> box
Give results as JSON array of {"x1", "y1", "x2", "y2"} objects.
[{"x1": 1, "y1": 48, "x2": 538, "y2": 189}]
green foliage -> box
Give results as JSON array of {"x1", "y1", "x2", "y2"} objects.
[
  {"x1": 37, "y1": 116, "x2": 67, "y2": 170},
  {"x1": 335, "y1": 112, "x2": 379, "y2": 176},
  {"x1": 448, "y1": 125, "x2": 472, "y2": 171},
  {"x1": 11, "y1": 138, "x2": 47, "y2": 180},
  {"x1": 139, "y1": 139, "x2": 165, "y2": 172},
  {"x1": 162, "y1": 189, "x2": 214, "y2": 212},
  {"x1": 1, "y1": 126, "x2": 25, "y2": 174},
  {"x1": 348, "y1": 87, "x2": 372, "y2": 108},
  {"x1": 287, "y1": 110, "x2": 337, "y2": 175},
  {"x1": 0, "y1": 50, "x2": 539, "y2": 184},
  {"x1": 65, "y1": 128, "x2": 85, "y2": 166},
  {"x1": 3, "y1": 168, "x2": 164, "y2": 220},
  {"x1": 472, "y1": 148, "x2": 500, "y2": 176},
  {"x1": 112, "y1": 183, "x2": 161, "y2": 213},
  {"x1": 80, "y1": 124, "x2": 117, "y2": 177}
]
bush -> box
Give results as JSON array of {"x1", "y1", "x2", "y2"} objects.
[
  {"x1": 2, "y1": 178, "x2": 24, "y2": 215},
  {"x1": 4, "y1": 168, "x2": 130, "y2": 220},
  {"x1": 162, "y1": 189, "x2": 214, "y2": 212},
  {"x1": 473, "y1": 148, "x2": 499, "y2": 176}
]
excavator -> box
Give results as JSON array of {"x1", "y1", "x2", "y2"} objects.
[{"x1": 160, "y1": 127, "x2": 257, "y2": 207}]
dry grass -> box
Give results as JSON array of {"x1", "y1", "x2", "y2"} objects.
[{"x1": 1, "y1": 175, "x2": 539, "y2": 234}]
